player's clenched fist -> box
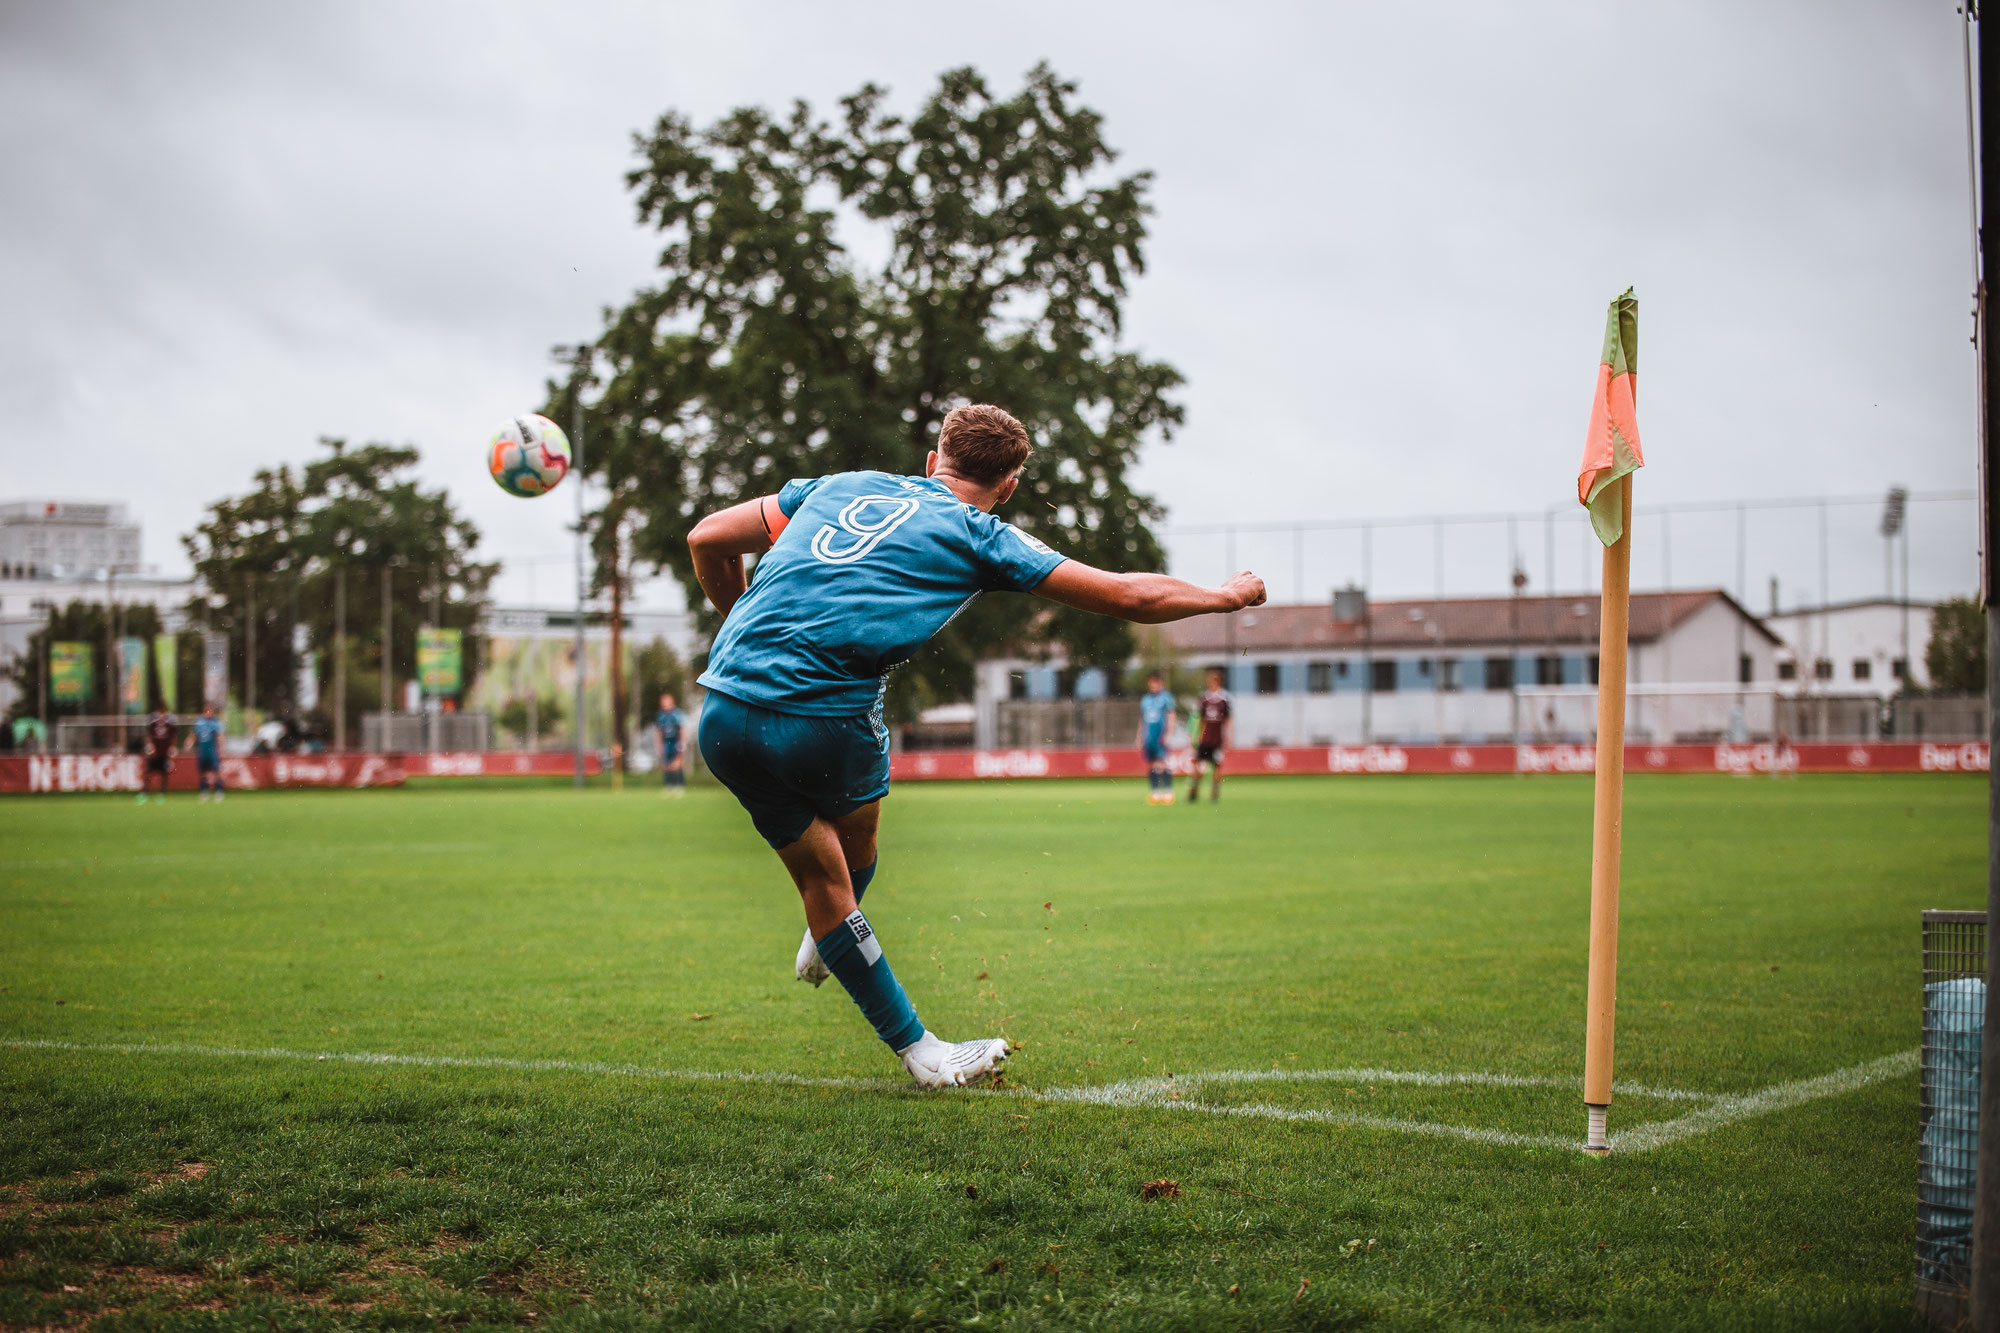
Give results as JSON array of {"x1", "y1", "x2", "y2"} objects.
[{"x1": 1224, "y1": 571, "x2": 1266, "y2": 609}]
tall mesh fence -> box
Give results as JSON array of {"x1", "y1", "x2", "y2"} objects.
[{"x1": 1916, "y1": 909, "x2": 1986, "y2": 1313}]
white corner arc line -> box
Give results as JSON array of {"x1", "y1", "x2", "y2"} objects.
[
  {"x1": 1033, "y1": 1083, "x2": 1579, "y2": 1150},
  {"x1": 1167, "y1": 1067, "x2": 1712, "y2": 1102},
  {"x1": 0, "y1": 1039, "x2": 1918, "y2": 1155},
  {"x1": 1609, "y1": 1048, "x2": 1919, "y2": 1153}
]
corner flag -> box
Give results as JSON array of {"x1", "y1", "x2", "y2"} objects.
[
  {"x1": 1577, "y1": 288, "x2": 1643, "y2": 546},
  {"x1": 1579, "y1": 286, "x2": 1640, "y2": 1155}
]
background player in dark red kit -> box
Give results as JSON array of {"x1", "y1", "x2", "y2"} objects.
[
  {"x1": 140, "y1": 706, "x2": 176, "y2": 805},
  {"x1": 1187, "y1": 667, "x2": 1232, "y2": 804}
]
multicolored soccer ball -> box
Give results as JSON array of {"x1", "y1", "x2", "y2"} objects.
[{"x1": 488, "y1": 414, "x2": 572, "y2": 497}]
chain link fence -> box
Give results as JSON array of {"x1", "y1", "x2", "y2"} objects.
[
  {"x1": 360, "y1": 711, "x2": 492, "y2": 753},
  {"x1": 1916, "y1": 909, "x2": 1985, "y2": 1323}
]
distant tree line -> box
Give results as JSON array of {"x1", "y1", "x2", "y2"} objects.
[{"x1": 179, "y1": 438, "x2": 494, "y2": 740}]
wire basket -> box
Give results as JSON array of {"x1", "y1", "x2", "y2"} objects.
[{"x1": 1916, "y1": 909, "x2": 1985, "y2": 1322}]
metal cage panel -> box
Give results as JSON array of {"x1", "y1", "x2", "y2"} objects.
[{"x1": 1916, "y1": 909, "x2": 1986, "y2": 1319}]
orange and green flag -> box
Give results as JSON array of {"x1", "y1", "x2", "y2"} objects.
[{"x1": 1577, "y1": 287, "x2": 1642, "y2": 546}]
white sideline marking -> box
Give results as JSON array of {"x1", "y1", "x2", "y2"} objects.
[
  {"x1": 1, "y1": 1039, "x2": 880, "y2": 1090},
  {"x1": 1, "y1": 1039, "x2": 1918, "y2": 1155}
]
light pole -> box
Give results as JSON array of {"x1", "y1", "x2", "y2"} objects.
[
  {"x1": 248, "y1": 575, "x2": 259, "y2": 735},
  {"x1": 37, "y1": 611, "x2": 47, "y2": 748},
  {"x1": 380, "y1": 565, "x2": 391, "y2": 745},
  {"x1": 334, "y1": 565, "x2": 346, "y2": 751},
  {"x1": 1882, "y1": 486, "x2": 1908, "y2": 684},
  {"x1": 1509, "y1": 548, "x2": 1525, "y2": 745},
  {"x1": 1361, "y1": 525, "x2": 1373, "y2": 744},
  {"x1": 573, "y1": 391, "x2": 587, "y2": 790},
  {"x1": 104, "y1": 567, "x2": 116, "y2": 744}
]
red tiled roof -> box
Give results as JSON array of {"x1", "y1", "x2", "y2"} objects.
[{"x1": 1162, "y1": 589, "x2": 1774, "y2": 654}]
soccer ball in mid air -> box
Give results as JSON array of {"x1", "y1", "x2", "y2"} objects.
[{"x1": 488, "y1": 415, "x2": 572, "y2": 497}]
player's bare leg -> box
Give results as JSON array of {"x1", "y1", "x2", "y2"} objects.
[
  {"x1": 795, "y1": 803, "x2": 878, "y2": 987},
  {"x1": 775, "y1": 819, "x2": 860, "y2": 938},
  {"x1": 775, "y1": 807, "x2": 1005, "y2": 1088},
  {"x1": 1187, "y1": 762, "x2": 1205, "y2": 804}
]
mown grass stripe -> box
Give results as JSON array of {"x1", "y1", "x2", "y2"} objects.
[
  {"x1": 3, "y1": 1038, "x2": 1916, "y2": 1155},
  {"x1": 0, "y1": 842, "x2": 494, "y2": 871}
]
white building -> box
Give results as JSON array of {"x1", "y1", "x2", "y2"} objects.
[
  {"x1": 0, "y1": 502, "x2": 194, "y2": 715},
  {"x1": 973, "y1": 589, "x2": 1782, "y2": 748},
  {"x1": 0, "y1": 500, "x2": 141, "y2": 577},
  {"x1": 1764, "y1": 598, "x2": 1932, "y2": 698}
]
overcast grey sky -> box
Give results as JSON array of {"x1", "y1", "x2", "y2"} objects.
[{"x1": 1, "y1": 1, "x2": 1981, "y2": 611}]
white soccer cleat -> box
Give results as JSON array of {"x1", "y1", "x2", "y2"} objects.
[
  {"x1": 897, "y1": 1031, "x2": 1011, "y2": 1089},
  {"x1": 795, "y1": 928, "x2": 830, "y2": 987}
]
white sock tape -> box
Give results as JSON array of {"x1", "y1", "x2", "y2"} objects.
[{"x1": 844, "y1": 910, "x2": 882, "y2": 966}]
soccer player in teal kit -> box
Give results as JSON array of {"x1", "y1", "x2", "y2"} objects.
[
  {"x1": 655, "y1": 693, "x2": 686, "y2": 794},
  {"x1": 687, "y1": 404, "x2": 1264, "y2": 1088},
  {"x1": 192, "y1": 704, "x2": 225, "y2": 801},
  {"x1": 1136, "y1": 672, "x2": 1178, "y2": 804}
]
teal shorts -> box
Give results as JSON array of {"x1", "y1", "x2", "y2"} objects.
[{"x1": 697, "y1": 690, "x2": 890, "y2": 850}]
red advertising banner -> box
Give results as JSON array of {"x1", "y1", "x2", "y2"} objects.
[
  {"x1": 0, "y1": 750, "x2": 602, "y2": 794},
  {"x1": 401, "y1": 751, "x2": 603, "y2": 779},
  {"x1": 888, "y1": 741, "x2": 1991, "y2": 782},
  {"x1": 3, "y1": 743, "x2": 1981, "y2": 795},
  {"x1": 0, "y1": 752, "x2": 406, "y2": 794}
]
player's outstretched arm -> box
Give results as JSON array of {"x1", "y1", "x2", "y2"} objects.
[
  {"x1": 687, "y1": 494, "x2": 785, "y2": 617},
  {"x1": 1033, "y1": 562, "x2": 1265, "y2": 625}
]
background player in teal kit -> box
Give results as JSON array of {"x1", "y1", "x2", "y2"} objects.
[
  {"x1": 655, "y1": 693, "x2": 686, "y2": 793},
  {"x1": 687, "y1": 404, "x2": 1265, "y2": 1088},
  {"x1": 1136, "y1": 671, "x2": 1178, "y2": 804},
  {"x1": 191, "y1": 704, "x2": 224, "y2": 801}
]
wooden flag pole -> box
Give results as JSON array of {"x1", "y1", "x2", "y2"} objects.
[{"x1": 1583, "y1": 473, "x2": 1633, "y2": 1154}]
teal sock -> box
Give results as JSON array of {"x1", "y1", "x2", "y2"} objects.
[
  {"x1": 850, "y1": 860, "x2": 876, "y2": 904},
  {"x1": 815, "y1": 911, "x2": 924, "y2": 1051}
]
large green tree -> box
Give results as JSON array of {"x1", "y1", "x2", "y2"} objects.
[
  {"x1": 1924, "y1": 597, "x2": 1986, "y2": 694},
  {"x1": 182, "y1": 439, "x2": 495, "y2": 736},
  {"x1": 550, "y1": 64, "x2": 1180, "y2": 720}
]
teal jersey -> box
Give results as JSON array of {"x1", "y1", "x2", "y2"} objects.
[
  {"x1": 656, "y1": 707, "x2": 685, "y2": 744},
  {"x1": 1140, "y1": 690, "x2": 1177, "y2": 741},
  {"x1": 193, "y1": 716, "x2": 222, "y2": 760},
  {"x1": 699, "y1": 472, "x2": 1068, "y2": 716}
]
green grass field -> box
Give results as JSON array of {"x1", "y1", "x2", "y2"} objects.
[{"x1": 0, "y1": 774, "x2": 1982, "y2": 1331}]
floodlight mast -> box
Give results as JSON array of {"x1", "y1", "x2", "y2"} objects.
[{"x1": 1882, "y1": 486, "x2": 1912, "y2": 687}]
